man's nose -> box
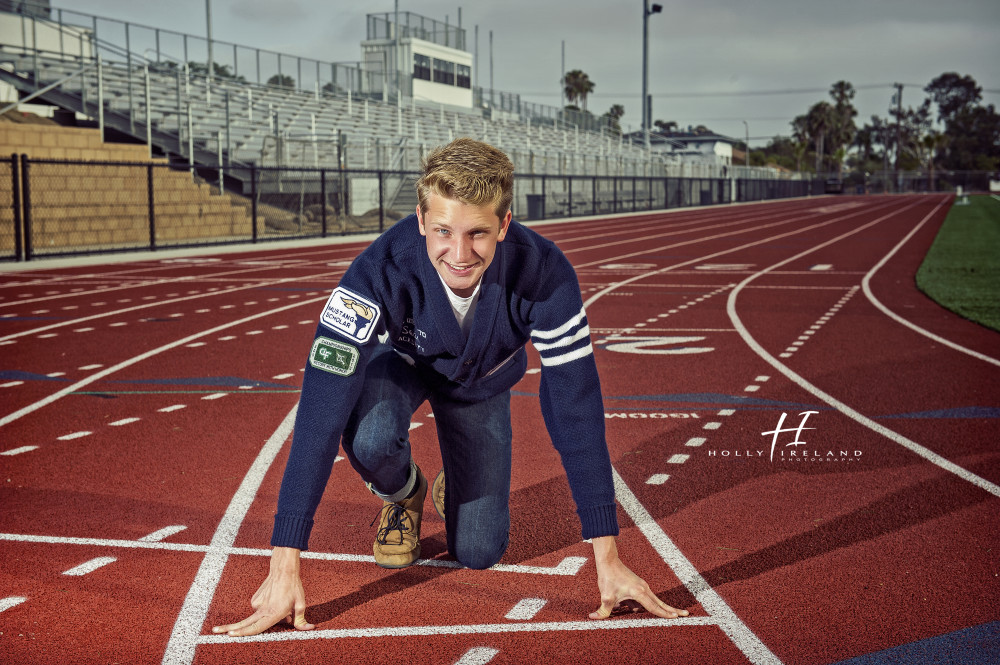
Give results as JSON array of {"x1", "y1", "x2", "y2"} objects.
[{"x1": 454, "y1": 236, "x2": 473, "y2": 262}]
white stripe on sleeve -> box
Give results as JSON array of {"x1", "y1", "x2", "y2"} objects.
[
  {"x1": 530, "y1": 306, "x2": 587, "y2": 341},
  {"x1": 539, "y1": 343, "x2": 594, "y2": 367}
]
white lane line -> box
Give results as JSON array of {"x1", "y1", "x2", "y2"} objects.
[
  {"x1": 78, "y1": 364, "x2": 103, "y2": 370},
  {"x1": 409, "y1": 422, "x2": 423, "y2": 430},
  {"x1": 63, "y1": 556, "x2": 117, "y2": 576},
  {"x1": 140, "y1": 526, "x2": 188, "y2": 543},
  {"x1": 505, "y1": 598, "x2": 547, "y2": 621},
  {"x1": 685, "y1": 437, "x2": 707, "y2": 447},
  {"x1": 1, "y1": 381, "x2": 24, "y2": 388},
  {"x1": 0, "y1": 596, "x2": 27, "y2": 613},
  {"x1": 612, "y1": 470, "x2": 781, "y2": 664},
  {"x1": 744, "y1": 385, "x2": 760, "y2": 392},
  {"x1": 109, "y1": 417, "x2": 141, "y2": 426},
  {"x1": 199, "y1": 616, "x2": 716, "y2": 645},
  {"x1": 703, "y1": 422, "x2": 722, "y2": 430},
  {"x1": 455, "y1": 647, "x2": 500, "y2": 664},
  {"x1": 667, "y1": 454, "x2": 689, "y2": 464},
  {"x1": 726, "y1": 197, "x2": 1000, "y2": 499},
  {"x1": 2, "y1": 446, "x2": 38, "y2": 456},
  {"x1": 646, "y1": 474, "x2": 670, "y2": 485},
  {"x1": 57, "y1": 431, "x2": 92, "y2": 441},
  {"x1": 718, "y1": 409, "x2": 736, "y2": 416},
  {"x1": 202, "y1": 393, "x2": 227, "y2": 401},
  {"x1": 272, "y1": 373, "x2": 294, "y2": 380},
  {"x1": 860, "y1": 201, "x2": 1000, "y2": 368},
  {"x1": 161, "y1": 404, "x2": 299, "y2": 665},
  {"x1": 159, "y1": 405, "x2": 187, "y2": 413},
  {"x1": 0, "y1": 296, "x2": 326, "y2": 428}
]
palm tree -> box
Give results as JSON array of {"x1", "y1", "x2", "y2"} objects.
[
  {"x1": 562, "y1": 69, "x2": 595, "y2": 112},
  {"x1": 807, "y1": 101, "x2": 834, "y2": 174},
  {"x1": 828, "y1": 81, "x2": 858, "y2": 174}
]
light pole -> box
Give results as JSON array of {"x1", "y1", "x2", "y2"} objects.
[
  {"x1": 205, "y1": 0, "x2": 213, "y2": 83},
  {"x1": 642, "y1": 1, "x2": 662, "y2": 149},
  {"x1": 742, "y1": 120, "x2": 749, "y2": 167}
]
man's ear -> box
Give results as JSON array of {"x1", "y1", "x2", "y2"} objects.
[
  {"x1": 416, "y1": 205, "x2": 426, "y2": 236},
  {"x1": 497, "y1": 210, "x2": 512, "y2": 242}
]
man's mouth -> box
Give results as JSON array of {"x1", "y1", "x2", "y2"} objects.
[{"x1": 445, "y1": 262, "x2": 476, "y2": 274}]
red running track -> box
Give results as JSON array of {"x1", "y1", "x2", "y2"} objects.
[{"x1": 1, "y1": 194, "x2": 997, "y2": 665}]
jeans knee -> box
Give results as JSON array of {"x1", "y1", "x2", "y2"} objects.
[{"x1": 453, "y1": 535, "x2": 508, "y2": 570}]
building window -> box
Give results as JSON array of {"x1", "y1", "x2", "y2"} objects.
[
  {"x1": 433, "y1": 58, "x2": 455, "y2": 85},
  {"x1": 456, "y1": 64, "x2": 471, "y2": 89},
  {"x1": 413, "y1": 54, "x2": 431, "y2": 81}
]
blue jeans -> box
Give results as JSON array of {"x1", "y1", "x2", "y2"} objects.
[{"x1": 341, "y1": 345, "x2": 512, "y2": 569}]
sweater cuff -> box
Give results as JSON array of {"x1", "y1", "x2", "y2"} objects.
[
  {"x1": 270, "y1": 514, "x2": 314, "y2": 551},
  {"x1": 577, "y1": 503, "x2": 619, "y2": 540}
]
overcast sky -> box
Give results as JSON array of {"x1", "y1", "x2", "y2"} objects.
[{"x1": 58, "y1": 0, "x2": 1000, "y2": 145}]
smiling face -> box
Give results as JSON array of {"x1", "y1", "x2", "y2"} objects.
[{"x1": 416, "y1": 192, "x2": 512, "y2": 298}]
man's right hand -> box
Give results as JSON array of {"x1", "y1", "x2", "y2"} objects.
[{"x1": 212, "y1": 546, "x2": 315, "y2": 637}]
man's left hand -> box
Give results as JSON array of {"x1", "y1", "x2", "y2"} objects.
[{"x1": 589, "y1": 535, "x2": 689, "y2": 620}]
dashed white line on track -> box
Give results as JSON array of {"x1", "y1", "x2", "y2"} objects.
[
  {"x1": 159, "y1": 405, "x2": 187, "y2": 413},
  {"x1": 63, "y1": 557, "x2": 117, "y2": 576},
  {"x1": 57, "y1": 431, "x2": 92, "y2": 440},
  {"x1": 140, "y1": 526, "x2": 188, "y2": 542},
  {"x1": 1, "y1": 446, "x2": 38, "y2": 456},
  {"x1": 202, "y1": 393, "x2": 227, "y2": 401},
  {"x1": 0, "y1": 597, "x2": 27, "y2": 613},
  {"x1": 646, "y1": 474, "x2": 670, "y2": 485},
  {"x1": 505, "y1": 598, "x2": 547, "y2": 621},
  {"x1": 109, "y1": 418, "x2": 141, "y2": 426},
  {"x1": 455, "y1": 647, "x2": 500, "y2": 664}
]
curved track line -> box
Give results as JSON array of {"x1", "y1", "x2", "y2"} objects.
[
  {"x1": 161, "y1": 403, "x2": 298, "y2": 665},
  {"x1": 859, "y1": 198, "x2": 1000, "y2": 368},
  {"x1": 583, "y1": 198, "x2": 912, "y2": 307},
  {"x1": 0, "y1": 296, "x2": 327, "y2": 426},
  {"x1": 726, "y1": 198, "x2": 1000, "y2": 499}
]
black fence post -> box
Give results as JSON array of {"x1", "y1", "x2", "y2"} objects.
[
  {"x1": 320, "y1": 169, "x2": 328, "y2": 237},
  {"x1": 541, "y1": 174, "x2": 547, "y2": 221},
  {"x1": 147, "y1": 164, "x2": 156, "y2": 250},
  {"x1": 378, "y1": 170, "x2": 385, "y2": 232},
  {"x1": 11, "y1": 154, "x2": 22, "y2": 261},
  {"x1": 567, "y1": 176, "x2": 573, "y2": 218},
  {"x1": 250, "y1": 166, "x2": 258, "y2": 243},
  {"x1": 20, "y1": 154, "x2": 32, "y2": 261},
  {"x1": 592, "y1": 177, "x2": 597, "y2": 217}
]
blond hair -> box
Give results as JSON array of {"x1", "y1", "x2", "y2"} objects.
[{"x1": 416, "y1": 138, "x2": 514, "y2": 221}]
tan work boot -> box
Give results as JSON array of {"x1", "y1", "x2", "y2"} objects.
[
  {"x1": 372, "y1": 466, "x2": 427, "y2": 569},
  {"x1": 431, "y1": 469, "x2": 446, "y2": 519}
]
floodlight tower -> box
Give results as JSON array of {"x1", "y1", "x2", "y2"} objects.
[{"x1": 642, "y1": 1, "x2": 663, "y2": 149}]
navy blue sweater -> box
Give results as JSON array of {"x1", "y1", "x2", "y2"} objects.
[{"x1": 271, "y1": 215, "x2": 619, "y2": 550}]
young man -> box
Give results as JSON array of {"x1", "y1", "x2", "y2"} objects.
[{"x1": 215, "y1": 138, "x2": 687, "y2": 637}]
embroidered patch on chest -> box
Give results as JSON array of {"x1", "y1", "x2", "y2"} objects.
[
  {"x1": 320, "y1": 287, "x2": 380, "y2": 343},
  {"x1": 309, "y1": 337, "x2": 360, "y2": 376}
]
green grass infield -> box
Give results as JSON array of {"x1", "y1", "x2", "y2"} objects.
[{"x1": 916, "y1": 194, "x2": 1000, "y2": 332}]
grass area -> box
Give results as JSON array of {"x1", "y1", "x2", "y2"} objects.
[{"x1": 916, "y1": 194, "x2": 1000, "y2": 332}]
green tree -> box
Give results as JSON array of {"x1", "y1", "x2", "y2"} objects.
[
  {"x1": 602, "y1": 104, "x2": 625, "y2": 133},
  {"x1": 654, "y1": 119, "x2": 678, "y2": 133},
  {"x1": 562, "y1": 69, "x2": 595, "y2": 112},
  {"x1": 267, "y1": 74, "x2": 296, "y2": 90},
  {"x1": 806, "y1": 101, "x2": 834, "y2": 174},
  {"x1": 828, "y1": 81, "x2": 858, "y2": 174},
  {"x1": 924, "y1": 73, "x2": 1000, "y2": 171}
]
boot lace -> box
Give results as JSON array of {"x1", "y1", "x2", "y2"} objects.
[{"x1": 372, "y1": 503, "x2": 413, "y2": 545}]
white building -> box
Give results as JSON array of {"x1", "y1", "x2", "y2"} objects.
[{"x1": 362, "y1": 11, "x2": 473, "y2": 110}]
